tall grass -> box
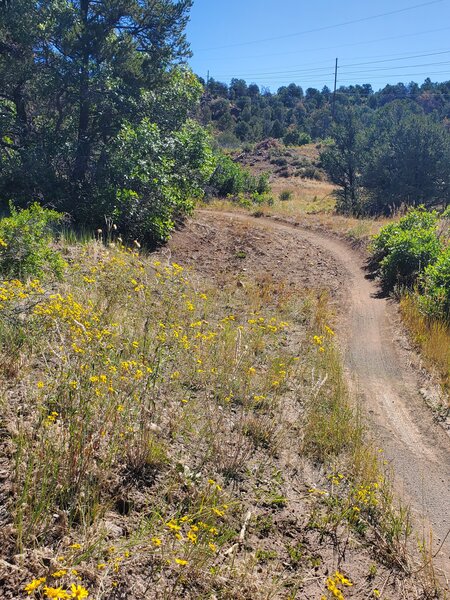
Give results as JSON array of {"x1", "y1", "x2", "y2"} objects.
[{"x1": 400, "y1": 294, "x2": 450, "y2": 394}]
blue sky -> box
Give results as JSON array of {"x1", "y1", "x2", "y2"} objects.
[{"x1": 185, "y1": 0, "x2": 450, "y2": 92}]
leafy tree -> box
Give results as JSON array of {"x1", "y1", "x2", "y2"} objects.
[
  {"x1": 105, "y1": 118, "x2": 215, "y2": 244},
  {"x1": 0, "y1": 0, "x2": 214, "y2": 243},
  {"x1": 372, "y1": 207, "x2": 442, "y2": 290}
]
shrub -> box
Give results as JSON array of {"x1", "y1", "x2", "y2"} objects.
[
  {"x1": 0, "y1": 203, "x2": 66, "y2": 279},
  {"x1": 106, "y1": 119, "x2": 215, "y2": 245},
  {"x1": 420, "y1": 246, "x2": 450, "y2": 319},
  {"x1": 298, "y1": 132, "x2": 312, "y2": 146},
  {"x1": 279, "y1": 190, "x2": 293, "y2": 202},
  {"x1": 272, "y1": 157, "x2": 288, "y2": 167},
  {"x1": 372, "y1": 207, "x2": 441, "y2": 290},
  {"x1": 283, "y1": 130, "x2": 312, "y2": 146},
  {"x1": 208, "y1": 153, "x2": 269, "y2": 198}
]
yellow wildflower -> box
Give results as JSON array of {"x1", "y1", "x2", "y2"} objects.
[
  {"x1": 335, "y1": 571, "x2": 352, "y2": 586},
  {"x1": 24, "y1": 578, "x2": 46, "y2": 594},
  {"x1": 69, "y1": 584, "x2": 89, "y2": 599},
  {"x1": 187, "y1": 530, "x2": 197, "y2": 543},
  {"x1": 43, "y1": 586, "x2": 70, "y2": 599},
  {"x1": 175, "y1": 558, "x2": 188, "y2": 566},
  {"x1": 166, "y1": 519, "x2": 181, "y2": 532},
  {"x1": 151, "y1": 537, "x2": 162, "y2": 546},
  {"x1": 51, "y1": 570, "x2": 67, "y2": 579}
]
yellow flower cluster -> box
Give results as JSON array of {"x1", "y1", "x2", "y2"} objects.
[
  {"x1": 150, "y1": 490, "x2": 228, "y2": 567},
  {"x1": 352, "y1": 482, "x2": 380, "y2": 510},
  {"x1": 24, "y1": 578, "x2": 88, "y2": 599},
  {"x1": 323, "y1": 570, "x2": 353, "y2": 600},
  {"x1": 247, "y1": 315, "x2": 289, "y2": 333},
  {"x1": 34, "y1": 293, "x2": 113, "y2": 350},
  {"x1": 0, "y1": 279, "x2": 44, "y2": 310},
  {"x1": 313, "y1": 325, "x2": 335, "y2": 353}
]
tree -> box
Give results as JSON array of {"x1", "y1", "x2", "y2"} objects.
[
  {"x1": 362, "y1": 103, "x2": 450, "y2": 214},
  {"x1": 0, "y1": 0, "x2": 214, "y2": 243},
  {"x1": 320, "y1": 108, "x2": 363, "y2": 214}
]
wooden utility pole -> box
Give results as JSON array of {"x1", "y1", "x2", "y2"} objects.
[{"x1": 332, "y1": 58, "x2": 338, "y2": 118}]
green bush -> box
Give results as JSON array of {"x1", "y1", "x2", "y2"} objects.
[
  {"x1": 282, "y1": 130, "x2": 312, "y2": 146},
  {"x1": 0, "y1": 203, "x2": 66, "y2": 279},
  {"x1": 279, "y1": 190, "x2": 293, "y2": 201},
  {"x1": 372, "y1": 207, "x2": 441, "y2": 290},
  {"x1": 420, "y1": 246, "x2": 450, "y2": 319},
  {"x1": 208, "y1": 153, "x2": 269, "y2": 198},
  {"x1": 105, "y1": 118, "x2": 215, "y2": 245},
  {"x1": 298, "y1": 132, "x2": 312, "y2": 146}
]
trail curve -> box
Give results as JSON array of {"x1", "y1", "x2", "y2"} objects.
[{"x1": 206, "y1": 210, "x2": 450, "y2": 580}]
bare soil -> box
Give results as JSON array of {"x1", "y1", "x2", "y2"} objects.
[{"x1": 170, "y1": 210, "x2": 450, "y2": 586}]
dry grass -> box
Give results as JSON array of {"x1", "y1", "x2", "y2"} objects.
[
  {"x1": 0, "y1": 240, "x2": 438, "y2": 599},
  {"x1": 400, "y1": 294, "x2": 450, "y2": 394},
  {"x1": 204, "y1": 178, "x2": 393, "y2": 246},
  {"x1": 270, "y1": 177, "x2": 336, "y2": 214}
]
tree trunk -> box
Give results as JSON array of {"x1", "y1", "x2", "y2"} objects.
[{"x1": 73, "y1": 0, "x2": 91, "y2": 183}]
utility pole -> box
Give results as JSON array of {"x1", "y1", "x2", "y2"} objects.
[{"x1": 332, "y1": 58, "x2": 338, "y2": 119}]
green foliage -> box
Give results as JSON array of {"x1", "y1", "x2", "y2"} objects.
[
  {"x1": 283, "y1": 130, "x2": 312, "y2": 146},
  {"x1": 201, "y1": 75, "x2": 450, "y2": 156},
  {"x1": 279, "y1": 190, "x2": 293, "y2": 201},
  {"x1": 0, "y1": 204, "x2": 65, "y2": 279},
  {"x1": 420, "y1": 246, "x2": 450, "y2": 319},
  {"x1": 372, "y1": 207, "x2": 441, "y2": 290},
  {"x1": 106, "y1": 118, "x2": 215, "y2": 244},
  {"x1": 362, "y1": 105, "x2": 450, "y2": 214},
  {"x1": 0, "y1": 1, "x2": 214, "y2": 245},
  {"x1": 208, "y1": 153, "x2": 269, "y2": 198},
  {"x1": 320, "y1": 108, "x2": 363, "y2": 215}
]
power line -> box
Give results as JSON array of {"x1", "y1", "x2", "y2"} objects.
[
  {"x1": 340, "y1": 49, "x2": 450, "y2": 68},
  {"x1": 215, "y1": 49, "x2": 450, "y2": 80},
  {"x1": 197, "y1": 0, "x2": 445, "y2": 52},
  {"x1": 339, "y1": 70, "x2": 450, "y2": 79},
  {"x1": 340, "y1": 59, "x2": 450, "y2": 75},
  {"x1": 233, "y1": 65, "x2": 450, "y2": 84},
  {"x1": 198, "y1": 26, "x2": 450, "y2": 63}
]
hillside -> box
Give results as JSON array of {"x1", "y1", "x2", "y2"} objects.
[{"x1": 0, "y1": 213, "x2": 445, "y2": 598}]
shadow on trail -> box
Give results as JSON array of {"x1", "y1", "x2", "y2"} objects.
[{"x1": 363, "y1": 256, "x2": 390, "y2": 299}]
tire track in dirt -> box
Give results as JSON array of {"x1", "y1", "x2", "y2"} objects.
[{"x1": 205, "y1": 210, "x2": 450, "y2": 580}]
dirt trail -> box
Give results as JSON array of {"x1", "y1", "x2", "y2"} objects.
[{"x1": 203, "y1": 210, "x2": 450, "y2": 579}]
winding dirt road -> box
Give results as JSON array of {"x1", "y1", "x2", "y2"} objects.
[{"x1": 207, "y1": 210, "x2": 450, "y2": 580}]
